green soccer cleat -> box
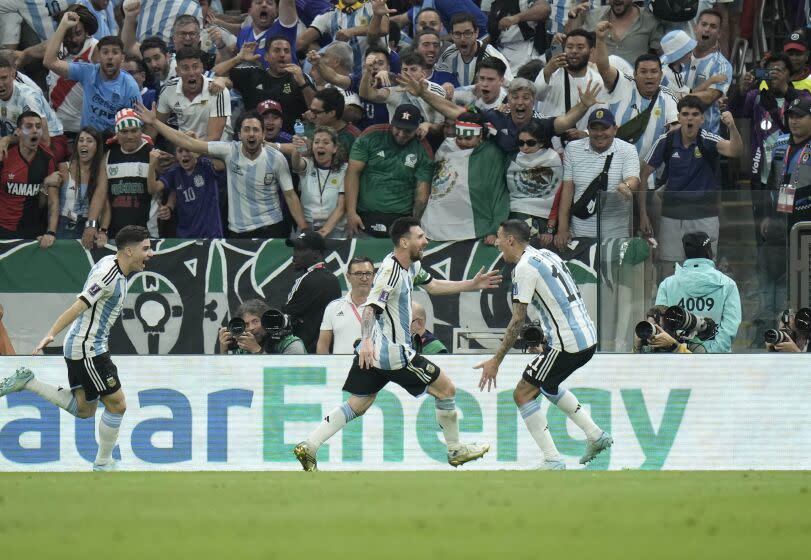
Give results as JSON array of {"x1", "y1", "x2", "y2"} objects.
[
  {"x1": 447, "y1": 442, "x2": 490, "y2": 467},
  {"x1": 580, "y1": 432, "x2": 613, "y2": 465},
  {"x1": 293, "y1": 442, "x2": 318, "y2": 472},
  {"x1": 92, "y1": 460, "x2": 120, "y2": 472},
  {"x1": 538, "y1": 459, "x2": 566, "y2": 471},
  {"x1": 0, "y1": 367, "x2": 34, "y2": 397}
]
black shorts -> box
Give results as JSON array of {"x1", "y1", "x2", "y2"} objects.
[
  {"x1": 65, "y1": 353, "x2": 121, "y2": 401},
  {"x1": 343, "y1": 353, "x2": 441, "y2": 397},
  {"x1": 522, "y1": 345, "x2": 596, "y2": 392}
]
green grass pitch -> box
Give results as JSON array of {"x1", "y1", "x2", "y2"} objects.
[{"x1": 1, "y1": 471, "x2": 809, "y2": 559}]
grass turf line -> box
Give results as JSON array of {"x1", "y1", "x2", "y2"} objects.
[{"x1": 1, "y1": 471, "x2": 809, "y2": 560}]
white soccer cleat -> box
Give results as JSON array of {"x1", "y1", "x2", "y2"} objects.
[
  {"x1": 0, "y1": 367, "x2": 34, "y2": 397},
  {"x1": 447, "y1": 442, "x2": 490, "y2": 467},
  {"x1": 537, "y1": 458, "x2": 566, "y2": 471},
  {"x1": 92, "y1": 460, "x2": 120, "y2": 472},
  {"x1": 580, "y1": 431, "x2": 613, "y2": 464}
]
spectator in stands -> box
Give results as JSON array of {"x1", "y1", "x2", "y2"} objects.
[
  {"x1": 438, "y1": 12, "x2": 513, "y2": 87},
  {"x1": 45, "y1": 13, "x2": 142, "y2": 134},
  {"x1": 505, "y1": 120, "x2": 564, "y2": 241},
  {"x1": 593, "y1": 22, "x2": 679, "y2": 168},
  {"x1": 360, "y1": 50, "x2": 445, "y2": 138},
  {"x1": 487, "y1": 0, "x2": 550, "y2": 70},
  {"x1": 56, "y1": 127, "x2": 104, "y2": 240},
  {"x1": 156, "y1": 47, "x2": 231, "y2": 141},
  {"x1": 640, "y1": 97, "x2": 742, "y2": 266},
  {"x1": 534, "y1": 28, "x2": 603, "y2": 137},
  {"x1": 217, "y1": 298, "x2": 306, "y2": 354},
  {"x1": 283, "y1": 229, "x2": 342, "y2": 353},
  {"x1": 258, "y1": 99, "x2": 292, "y2": 145},
  {"x1": 147, "y1": 132, "x2": 226, "y2": 239},
  {"x1": 305, "y1": 87, "x2": 361, "y2": 154},
  {"x1": 0, "y1": 52, "x2": 68, "y2": 162},
  {"x1": 343, "y1": 45, "x2": 395, "y2": 128},
  {"x1": 214, "y1": 36, "x2": 315, "y2": 133},
  {"x1": 230, "y1": 0, "x2": 298, "y2": 69},
  {"x1": 290, "y1": 126, "x2": 348, "y2": 239},
  {"x1": 411, "y1": 301, "x2": 448, "y2": 354},
  {"x1": 123, "y1": 56, "x2": 157, "y2": 109},
  {"x1": 392, "y1": 0, "x2": 488, "y2": 40},
  {"x1": 79, "y1": 0, "x2": 117, "y2": 40},
  {"x1": 317, "y1": 256, "x2": 374, "y2": 354},
  {"x1": 655, "y1": 231, "x2": 741, "y2": 353},
  {"x1": 453, "y1": 57, "x2": 508, "y2": 111},
  {"x1": 305, "y1": 42, "x2": 364, "y2": 124},
  {"x1": 555, "y1": 108, "x2": 640, "y2": 248},
  {"x1": 421, "y1": 111, "x2": 509, "y2": 243},
  {"x1": 659, "y1": 29, "x2": 696, "y2": 99},
  {"x1": 136, "y1": 104, "x2": 309, "y2": 238},
  {"x1": 569, "y1": 0, "x2": 663, "y2": 67},
  {"x1": 127, "y1": 0, "x2": 203, "y2": 45},
  {"x1": 138, "y1": 37, "x2": 173, "y2": 97},
  {"x1": 413, "y1": 29, "x2": 459, "y2": 92},
  {"x1": 83, "y1": 109, "x2": 156, "y2": 248},
  {"x1": 345, "y1": 103, "x2": 434, "y2": 238},
  {"x1": 783, "y1": 31, "x2": 811, "y2": 91},
  {"x1": 0, "y1": 112, "x2": 62, "y2": 242},
  {"x1": 401, "y1": 74, "x2": 602, "y2": 154}
]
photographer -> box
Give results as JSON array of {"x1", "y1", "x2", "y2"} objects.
[
  {"x1": 632, "y1": 305, "x2": 706, "y2": 354},
  {"x1": 283, "y1": 230, "x2": 341, "y2": 353},
  {"x1": 217, "y1": 299, "x2": 306, "y2": 355},
  {"x1": 766, "y1": 309, "x2": 811, "y2": 353},
  {"x1": 655, "y1": 232, "x2": 741, "y2": 353}
]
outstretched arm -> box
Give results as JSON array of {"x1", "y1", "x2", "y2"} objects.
[
  {"x1": 397, "y1": 74, "x2": 466, "y2": 120},
  {"x1": 553, "y1": 79, "x2": 602, "y2": 133},
  {"x1": 422, "y1": 266, "x2": 501, "y2": 296},
  {"x1": 135, "y1": 102, "x2": 212, "y2": 154},
  {"x1": 33, "y1": 299, "x2": 89, "y2": 354}
]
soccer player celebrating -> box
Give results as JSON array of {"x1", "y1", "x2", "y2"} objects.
[
  {"x1": 294, "y1": 217, "x2": 500, "y2": 471},
  {"x1": 475, "y1": 219, "x2": 613, "y2": 470},
  {"x1": 0, "y1": 226, "x2": 153, "y2": 471}
]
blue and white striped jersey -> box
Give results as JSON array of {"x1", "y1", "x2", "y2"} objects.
[
  {"x1": 364, "y1": 253, "x2": 432, "y2": 370},
  {"x1": 310, "y1": 2, "x2": 380, "y2": 75},
  {"x1": 137, "y1": 0, "x2": 201, "y2": 43},
  {"x1": 512, "y1": 246, "x2": 597, "y2": 353},
  {"x1": 0, "y1": 0, "x2": 75, "y2": 42},
  {"x1": 437, "y1": 42, "x2": 513, "y2": 87},
  {"x1": 681, "y1": 50, "x2": 732, "y2": 135},
  {"x1": 207, "y1": 141, "x2": 293, "y2": 233},
  {"x1": 64, "y1": 255, "x2": 127, "y2": 360}
]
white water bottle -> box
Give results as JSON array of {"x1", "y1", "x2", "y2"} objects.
[{"x1": 293, "y1": 119, "x2": 306, "y2": 154}]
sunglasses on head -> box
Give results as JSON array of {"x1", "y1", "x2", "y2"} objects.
[{"x1": 518, "y1": 139, "x2": 538, "y2": 147}]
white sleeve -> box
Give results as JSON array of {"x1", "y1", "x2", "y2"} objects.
[
  {"x1": 210, "y1": 89, "x2": 231, "y2": 117},
  {"x1": 78, "y1": 264, "x2": 116, "y2": 306},
  {"x1": 207, "y1": 141, "x2": 233, "y2": 158},
  {"x1": 274, "y1": 150, "x2": 294, "y2": 191},
  {"x1": 606, "y1": 73, "x2": 632, "y2": 102},
  {"x1": 512, "y1": 262, "x2": 536, "y2": 305},
  {"x1": 310, "y1": 12, "x2": 334, "y2": 36},
  {"x1": 320, "y1": 300, "x2": 338, "y2": 330}
]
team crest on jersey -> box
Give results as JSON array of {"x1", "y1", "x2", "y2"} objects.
[
  {"x1": 694, "y1": 147, "x2": 702, "y2": 159},
  {"x1": 88, "y1": 283, "x2": 102, "y2": 296},
  {"x1": 264, "y1": 173, "x2": 274, "y2": 185},
  {"x1": 283, "y1": 83, "x2": 292, "y2": 94},
  {"x1": 194, "y1": 174, "x2": 205, "y2": 187},
  {"x1": 803, "y1": 154, "x2": 810, "y2": 164},
  {"x1": 231, "y1": 162, "x2": 243, "y2": 175},
  {"x1": 109, "y1": 166, "x2": 118, "y2": 176},
  {"x1": 404, "y1": 154, "x2": 417, "y2": 168},
  {"x1": 426, "y1": 363, "x2": 435, "y2": 374},
  {"x1": 106, "y1": 376, "x2": 116, "y2": 388}
]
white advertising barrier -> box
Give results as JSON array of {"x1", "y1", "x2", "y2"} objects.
[{"x1": 0, "y1": 354, "x2": 809, "y2": 471}]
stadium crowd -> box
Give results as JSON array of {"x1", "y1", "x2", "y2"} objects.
[{"x1": 0, "y1": 0, "x2": 808, "y2": 353}]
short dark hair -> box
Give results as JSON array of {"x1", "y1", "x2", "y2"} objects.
[
  {"x1": 236, "y1": 298, "x2": 270, "y2": 320},
  {"x1": 314, "y1": 88, "x2": 345, "y2": 119},
  {"x1": 348, "y1": 256, "x2": 374, "y2": 273},
  {"x1": 450, "y1": 12, "x2": 478, "y2": 31},
  {"x1": 124, "y1": 55, "x2": 147, "y2": 74},
  {"x1": 697, "y1": 8, "x2": 723, "y2": 23},
  {"x1": 390, "y1": 217, "x2": 422, "y2": 246},
  {"x1": 677, "y1": 95, "x2": 706, "y2": 113},
  {"x1": 236, "y1": 110, "x2": 265, "y2": 133},
  {"x1": 516, "y1": 59, "x2": 543, "y2": 82},
  {"x1": 364, "y1": 45, "x2": 391, "y2": 65},
  {"x1": 266, "y1": 35, "x2": 292, "y2": 51},
  {"x1": 401, "y1": 49, "x2": 429, "y2": 69},
  {"x1": 98, "y1": 35, "x2": 125, "y2": 52},
  {"x1": 416, "y1": 7, "x2": 441, "y2": 21},
  {"x1": 565, "y1": 28, "x2": 595, "y2": 49},
  {"x1": 140, "y1": 36, "x2": 168, "y2": 57},
  {"x1": 16, "y1": 110, "x2": 41, "y2": 128},
  {"x1": 115, "y1": 225, "x2": 150, "y2": 248},
  {"x1": 767, "y1": 53, "x2": 793, "y2": 73},
  {"x1": 634, "y1": 53, "x2": 662, "y2": 72},
  {"x1": 499, "y1": 219, "x2": 531, "y2": 243},
  {"x1": 414, "y1": 29, "x2": 441, "y2": 44},
  {"x1": 175, "y1": 46, "x2": 203, "y2": 64},
  {"x1": 517, "y1": 120, "x2": 550, "y2": 147},
  {"x1": 477, "y1": 56, "x2": 507, "y2": 77}
]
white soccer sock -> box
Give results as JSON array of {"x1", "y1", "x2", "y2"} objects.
[
  {"x1": 551, "y1": 389, "x2": 603, "y2": 441},
  {"x1": 435, "y1": 398, "x2": 460, "y2": 448},
  {"x1": 25, "y1": 378, "x2": 79, "y2": 417},
  {"x1": 95, "y1": 410, "x2": 123, "y2": 465},
  {"x1": 519, "y1": 400, "x2": 560, "y2": 461},
  {"x1": 307, "y1": 402, "x2": 357, "y2": 449}
]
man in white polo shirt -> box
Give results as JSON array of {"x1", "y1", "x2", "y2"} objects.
[
  {"x1": 156, "y1": 46, "x2": 231, "y2": 141},
  {"x1": 317, "y1": 256, "x2": 374, "y2": 354}
]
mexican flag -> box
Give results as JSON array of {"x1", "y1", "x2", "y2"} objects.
[{"x1": 421, "y1": 139, "x2": 510, "y2": 241}]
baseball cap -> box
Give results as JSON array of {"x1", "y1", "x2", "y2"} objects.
[
  {"x1": 660, "y1": 30, "x2": 696, "y2": 65},
  {"x1": 285, "y1": 229, "x2": 326, "y2": 251},
  {"x1": 588, "y1": 108, "x2": 616, "y2": 128},
  {"x1": 783, "y1": 32, "x2": 807, "y2": 52},
  {"x1": 682, "y1": 231, "x2": 712, "y2": 259},
  {"x1": 257, "y1": 99, "x2": 283, "y2": 116},
  {"x1": 787, "y1": 97, "x2": 811, "y2": 117},
  {"x1": 391, "y1": 104, "x2": 422, "y2": 130}
]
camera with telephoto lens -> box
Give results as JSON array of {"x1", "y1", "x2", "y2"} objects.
[
  {"x1": 227, "y1": 317, "x2": 246, "y2": 350},
  {"x1": 764, "y1": 328, "x2": 793, "y2": 345},
  {"x1": 514, "y1": 322, "x2": 544, "y2": 352},
  {"x1": 765, "y1": 307, "x2": 811, "y2": 345},
  {"x1": 662, "y1": 306, "x2": 718, "y2": 341},
  {"x1": 635, "y1": 321, "x2": 657, "y2": 344},
  {"x1": 795, "y1": 307, "x2": 811, "y2": 333},
  {"x1": 261, "y1": 308, "x2": 294, "y2": 341}
]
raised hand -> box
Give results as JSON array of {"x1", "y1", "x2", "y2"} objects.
[
  {"x1": 577, "y1": 79, "x2": 603, "y2": 107},
  {"x1": 471, "y1": 266, "x2": 502, "y2": 290}
]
